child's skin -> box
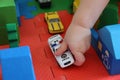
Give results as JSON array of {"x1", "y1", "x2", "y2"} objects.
[{"x1": 55, "y1": 0, "x2": 110, "y2": 66}]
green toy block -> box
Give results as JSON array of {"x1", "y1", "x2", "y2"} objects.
[
  {"x1": 7, "y1": 32, "x2": 18, "y2": 40},
  {"x1": 109, "y1": 0, "x2": 119, "y2": 4},
  {"x1": 6, "y1": 23, "x2": 18, "y2": 32},
  {"x1": 9, "y1": 40, "x2": 19, "y2": 47},
  {"x1": 6, "y1": 23, "x2": 20, "y2": 47},
  {"x1": 97, "y1": 4, "x2": 119, "y2": 29},
  {"x1": 0, "y1": 0, "x2": 18, "y2": 27},
  {"x1": 0, "y1": 26, "x2": 9, "y2": 45},
  {"x1": 0, "y1": 23, "x2": 20, "y2": 47}
]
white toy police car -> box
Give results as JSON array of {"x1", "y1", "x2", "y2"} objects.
[{"x1": 48, "y1": 34, "x2": 74, "y2": 68}]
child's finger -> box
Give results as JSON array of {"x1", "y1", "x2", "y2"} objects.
[
  {"x1": 73, "y1": 51, "x2": 85, "y2": 66},
  {"x1": 55, "y1": 41, "x2": 67, "y2": 56}
]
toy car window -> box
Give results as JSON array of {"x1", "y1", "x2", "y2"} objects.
[{"x1": 49, "y1": 18, "x2": 59, "y2": 22}]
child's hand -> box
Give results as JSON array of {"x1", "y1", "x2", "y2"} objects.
[
  {"x1": 54, "y1": 0, "x2": 109, "y2": 66},
  {"x1": 55, "y1": 23, "x2": 91, "y2": 66}
]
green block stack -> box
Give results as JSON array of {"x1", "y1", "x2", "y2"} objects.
[
  {"x1": 0, "y1": 0, "x2": 19, "y2": 46},
  {"x1": 0, "y1": 0, "x2": 18, "y2": 26},
  {"x1": 0, "y1": 26, "x2": 9, "y2": 45},
  {"x1": 6, "y1": 23, "x2": 19, "y2": 47}
]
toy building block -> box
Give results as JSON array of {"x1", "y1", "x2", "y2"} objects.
[
  {"x1": 18, "y1": 1, "x2": 37, "y2": 18},
  {"x1": 0, "y1": 26, "x2": 9, "y2": 45},
  {"x1": 0, "y1": 46, "x2": 36, "y2": 80},
  {"x1": 0, "y1": 23, "x2": 20, "y2": 47},
  {"x1": 109, "y1": 0, "x2": 119, "y2": 4},
  {"x1": 14, "y1": 0, "x2": 36, "y2": 18},
  {"x1": 0, "y1": 0, "x2": 18, "y2": 27},
  {"x1": 6, "y1": 23, "x2": 20, "y2": 47},
  {"x1": 14, "y1": 0, "x2": 33, "y2": 3},
  {"x1": 91, "y1": 29, "x2": 99, "y2": 51},
  {"x1": 91, "y1": 24, "x2": 120, "y2": 75},
  {"x1": 97, "y1": 3, "x2": 119, "y2": 29},
  {"x1": 0, "y1": 0, "x2": 19, "y2": 46},
  {"x1": 15, "y1": 1, "x2": 21, "y2": 26}
]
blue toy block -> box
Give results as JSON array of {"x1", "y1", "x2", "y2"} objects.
[
  {"x1": 92, "y1": 24, "x2": 120, "y2": 75},
  {"x1": 15, "y1": 2, "x2": 20, "y2": 18},
  {"x1": 17, "y1": 17, "x2": 21, "y2": 26},
  {"x1": 14, "y1": 0, "x2": 33, "y2": 3},
  {"x1": 91, "y1": 29, "x2": 99, "y2": 50},
  {"x1": 15, "y1": 2, "x2": 21, "y2": 26},
  {"x1": 98, "y1": 24, "x2": 120, "y2": 59},
  {"x1": 91, "y1": 29, "x2": 103, "y2": 63},
  {"x1": 16, "y1": 1, "x2": 37, "y2": 19},
  {"x1": 0, "y1": 46, "x2": 36, "y2": 80}
]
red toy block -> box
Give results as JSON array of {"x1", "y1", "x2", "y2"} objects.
[{"x1": 1, "y1": 10, "x2": 120, "y2": 80}]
